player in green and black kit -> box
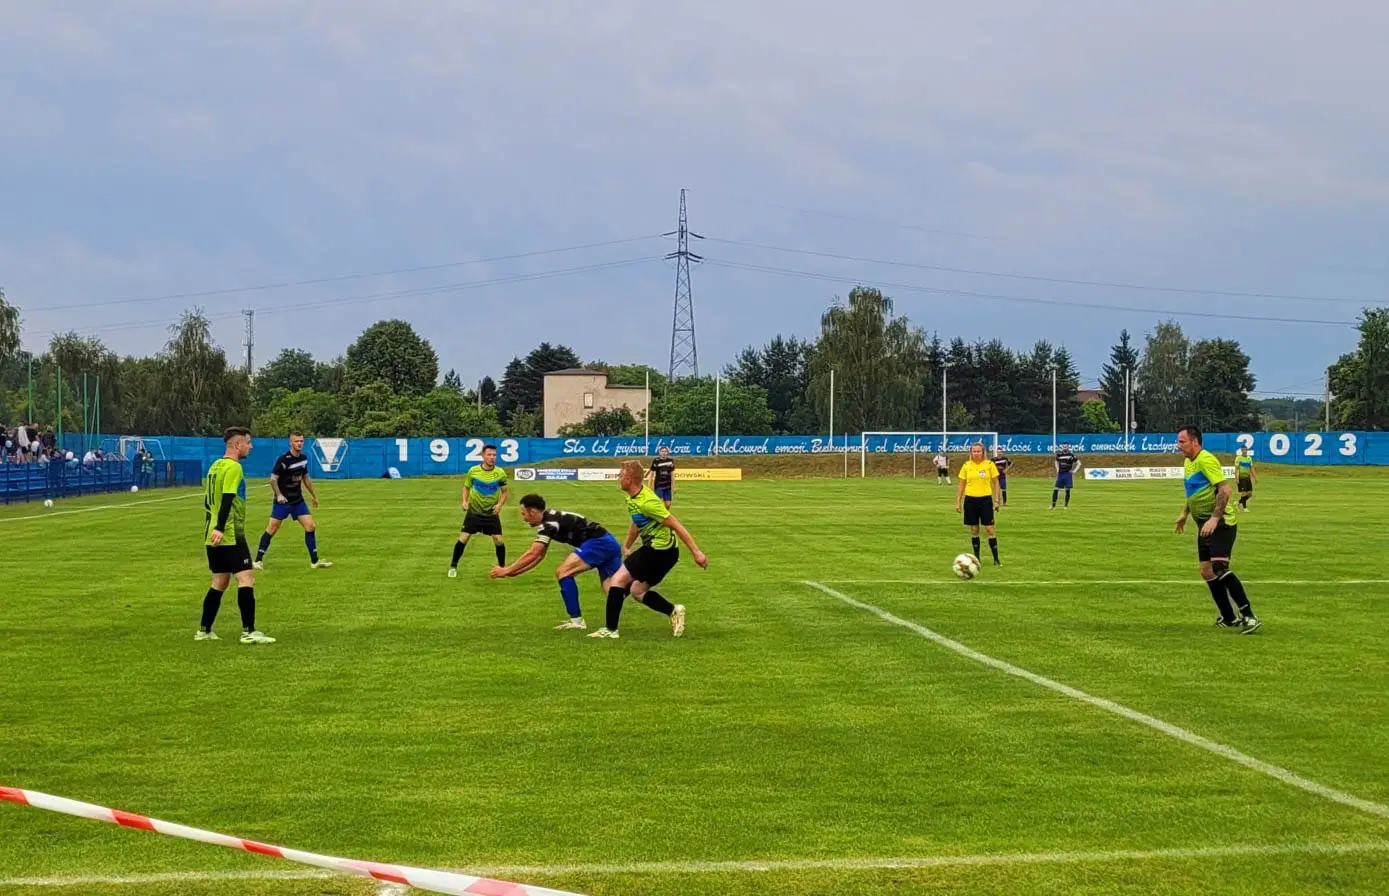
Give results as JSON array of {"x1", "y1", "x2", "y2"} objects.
[
  {"x1": 198, "y1": 426, "x2": 275, "y2": 644},
  {"x1": 449, "y1": 445, "x2": 509, "y2": 577},
  {"x1": 1176, "y1": 426, "x2": 1260, "y2": 633},
  {"x1": 1235, "y1": 447, "x2": 1256, "y2": 511},
  {"x1": 588, "y1": 460, "x2": 708, "y2": 639}
]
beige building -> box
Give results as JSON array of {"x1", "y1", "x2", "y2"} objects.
[{"x1": 542, "y1": 369, "x2": 651, "y2": 438}]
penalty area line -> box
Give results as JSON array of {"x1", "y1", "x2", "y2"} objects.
[
  {"x1": 4, "y1": 841, "x2": 1388, "y2": 887},
  {"x1": 809, "y1": 578, "x2": 1389, "y2": 586},
  {"x1": 803, "y1": 580, "x2": 1389, "y2": 822}
]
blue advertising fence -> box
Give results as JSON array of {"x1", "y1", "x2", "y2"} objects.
[{"x1": 46, "y1": 430, "x2": 1389, "y2": 481}]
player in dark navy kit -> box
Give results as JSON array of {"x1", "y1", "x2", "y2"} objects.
[
  {"x1": 255, "y1": 432, "x2": 331, "y2": 569},
  {"x1": 490, "y1": 494, "x2": 624, "y2": 631},
  {"x1": 1051, "y1": 444, "x2": 1080, "y2": 510},
  {"x1": 647, "y1": 446, "x2": 676, "y2": 508},
  {"x1": 992, "y1": 447, "x2": 1012, "y2": 507}
]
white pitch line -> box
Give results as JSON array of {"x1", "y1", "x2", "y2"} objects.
[
  {"x1": 4, "y1": 841, "x2": 1388, "y2": 887},
  {"x1": 803, "y1": 580, "x2": 1389, "y2": 821},
  {"x1": 0, "y1": 491, "x2": 202, "y2": 523},
  {"x1": 813, "y1": 579, "x2": 1389, "y2": 586}
]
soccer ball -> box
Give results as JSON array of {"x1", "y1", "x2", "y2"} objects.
[
  {"x1": 953, "y1": 553, "x2": 981, "y2": 579},
  {"x1": 130, "y1": 485, "x2": 139, "y2": 493},
  {"x1": 44, "y1": 499, "x2": 54, "y2": 509}
]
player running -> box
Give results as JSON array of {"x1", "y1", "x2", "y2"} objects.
[
  {"x1": 647, "y1": 445, "x2": 676, "y2": 508},
  {"x1": 589, "y1": 460, "x2": 708, "y2": 640},
  {"x1": 992, "y1": 446, "x2": 1012, "y2": 506},
  {"x1": 934, "y1": 451, "x2": 949, "y2": 485},
  {"x1": 197, "y1": 426, "x2": 275, "y2": 645},
  {"x1": 1236, "y1": 446, "x2": 1256, "y2": 511},
  {"x1": 955, "y1": 441, "x2": 1002, "y2": 566},
  {"x1": 1176, "y1": 426, "x2": 1260, "y2": 633},
  {"x1": 254, "y1": 432, "x2": 330, "y2": 570},
  {"x1": 449, "y1": 445, "x2": 509, "y2": 577},
  {"x1": 1051, "y1": 443, "x2": 1080, "y2": 509},
  {"x1": 489, "y1": 494, "x2": 623, "y2": 631}
]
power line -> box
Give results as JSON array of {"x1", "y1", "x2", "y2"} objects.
[
  {"x1": 29, "y1": 256, "x2": 662, "y2": 342},
  {"x1": 702, "y1": 258, "x2": 1358, "y2": 327},
  {"x1": 690, "y1": 190, "x2": 991, "y2": 240},
  {"x1": 706, "y1": 236, "x2": 1378, "y2": 305},
  {"x1": 22, "y1": 234, "x2": 664, "y2": 314}
]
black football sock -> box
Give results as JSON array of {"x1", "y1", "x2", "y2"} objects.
[
  {"x1": 988, "y1": 538, "x2": 999, "y2": 562},
  {"x1": 970, "y1": 536, "x2": 981, "y2": 560},
  {"x1": 642, "y1": 590, "x2": 675, "y2": 616},
  {"x1": 1001, "y1": 488, "x2": 1008, "y2": 506},
  {"x1": 256, "y1": 532, "x2": 272, "y2": 561},
  {"x1": 1222, "y1": 573, "x2": 1254, "y2": 618},
  {"x1": 1064, "y1": 489, "x2": 1071, "y2": 507},
  {"x1": 200, "y1": 588, "x2": 224, "y2": 631},
  {"x1": 495, "y1": 544, "x2": 506, "y2": 565},
  {"x1": 1051, "y1": 489, "x2": 1058, "y2": 506},
  {"x1": 1206, "y1": 579, "x2": 1238, "y2": 624},
  {"x1": 237, "y1": 586, "x2": 256, "y2": 632},
  {"x1": 450, "y1": 541, "x2": 466, "y2": 568},
  {"x1": 605, "y1": 586, "x2": 628, "y2": 631},
  {"x1": 1239, "y1": 496, "x2": 1248, "y2": 508}
]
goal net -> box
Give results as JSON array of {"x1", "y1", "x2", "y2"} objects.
[{"x1": 858, "y1": 431, "x2": 1000, "y2": 478}]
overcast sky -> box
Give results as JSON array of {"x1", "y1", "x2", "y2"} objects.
[{"x1": 3, "y1": 0, "x2": 1386, "y2": 401}]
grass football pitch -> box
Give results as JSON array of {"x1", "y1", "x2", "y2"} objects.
[{"x1": 2, "y1": 473, "x2": 1388, "y2": 895}]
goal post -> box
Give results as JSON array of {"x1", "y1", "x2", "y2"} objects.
[{"x1": 858, "y1": 431, "x2": 1000, "y2": 478}]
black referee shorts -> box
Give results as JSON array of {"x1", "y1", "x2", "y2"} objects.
[
  {"x1": 207, "y1": 539, "x2": 253, "y2": 574},
  {"x1": 624, "y1": 545, "x2": 680, "y2": 586},
  {"x1": 962, "y1": 495, "x2": 995, "y2": 527},
  {"x1": 462, "y1": 511, "x2": 502, "y2": 536},
  {"x1": 1196, "y1": 520, "x2": 1237, "y2": 562}
]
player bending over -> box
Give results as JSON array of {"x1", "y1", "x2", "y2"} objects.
[
  {"x1": 1235, "y1": 446, "x2": 1256, "y2": 511},
  {"x1": 1176, "y1": 425, "x2": 1260, "y2": 633},
  {"x1": 197, "y1": 426, "x2": 275, "y2": 645},
  {"x1": 956, "y1": 442, "x2": 1002, "y2": 566},
  {"x1": 1051, "y1": 443, "x2": 1079, "y2": 509},
  {"x1": 449, "y1": 445, "x2": 509, "y2": 577},
  {"x1": 589, "y1": 460, "x2": 708, "y2": 640},
  {"x1": 490, "y1": 494, "x2": 624, "y2": 631},
  {"x1": 255, "y1": 432, "x2": 331, "y2": 569},
  {"x1": 647, "y1": 445, "x2": 676, "y2": 508}
]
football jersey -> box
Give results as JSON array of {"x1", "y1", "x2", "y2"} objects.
[
  {"x1": 534, "y1": 509, "x2": 609, "y2": 548},
  {"x1": 626, "y1": 486, "x2": 676, "y2": 549},
  {"x1": 462, "y1": 464, "x2": 509, "y2": 514},
  {"x1": 1055, "y1": 451, "x2": 1078, "y2": 473},
  {"x1": 650, "y1": 457, "x2": 676, "y2": 489},
  {"x1": 271, "y1": 450, "x2": 310, "y2": 502},
  {"x1": 203, "y1": 458, "x2": 247, "y2": 544}
]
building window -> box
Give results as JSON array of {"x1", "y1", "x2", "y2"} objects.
[{"x1": 583, "y1": 392, "x2": 595, "y2": 409}]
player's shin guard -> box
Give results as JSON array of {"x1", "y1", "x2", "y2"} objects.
[
  {"x1": 305, "y1": 531, "x2": 318, "y2": 564},
  {"x1": 641, "y1": 590, "x2": 675, "y2": 616},
  {"x1": 200, "y1": 588, "x2": 224, "y2": 631},
  {"x1": 450, "y1": 541, "x2": 466, "y2": 568},
  {"x1": 236, "y1": 587, "x2": 256, "y2": 632},
  {"x1": 558, "y1": 576, "x2": 582, "y2": 619},
  {"x1": 1221, "y1": 572, "x2": 1254, "y2": 618},
  {"x1": 1205, "y1": 578, "x2": 1238, "y2": 624},
  {"x1": 988, "y1": 537, "x2": 999, "y2": 562},
  {"x1": 605, "y1": 586, "x2": 628, "y2": 631},
  {"x1": 970, "y1": 536, "x2": 981, "y2": 560},
  {"x1": 256, "y1": 532, "x2": 272, "y2": 561}
]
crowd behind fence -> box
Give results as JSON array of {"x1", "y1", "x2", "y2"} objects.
[{"x1": 0, "y1": 450, "x2": 205, "y2": 505}]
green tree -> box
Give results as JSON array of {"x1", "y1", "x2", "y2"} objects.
[
  {"x1": 253, "y1": 349, "x2": 319, "y2": 406},
  {"x1": 807, "y1": 287, "x2": 928, "y2": 434},
  {"x1": 256, "y1": 388, "x2": 345, "y2": 437},
  {"x1": 506, "y1": 406, "x2": 544, "y2": 438},
  {"x1": 344, "y1": 319, "x2": 439, "y2": 396},
  {"x1": 724, "y1": 335, "x2": 813, "y2": 433},
  {"x1": 1080, "y1": 399, "x2": 1121, "y2": 433},
  {"x1": 1329, "y1": 308, "x2": 1389, "y2": 430},
  {"x1": 415, "y1": 387, "x2": 505, "y2": 437},
  {"x1": 649, "y1": 378, "x2": 774, "y2": 435},
  {"x1": 1100, "y1": 329, "x2": 1141, "y2": 430},
  {"x1": 558, "y1": 406, "x2": 638, "y2": 437},
  {"x1": 478, "y1": 375, "x2": 498, "y2": 406},
  {"x1": 315, "y1": 357, "x2": 347, "y2": 394},
  {"x1": 0, "y1": 288, "x2": 19, "y2": 369},
  {"x1": 154, "y1": 310, "x2": 251, "y2": 435},
  {"x1": 442, "y1": 369, "x2": 464, "y2": 394},
  {"x1": 1137, "y1": 321, "x2": 1191, "y2": 433},
  {"x1": 1187, "y1": 338, "x2": 1259, "y2": 431},
  {"x1": 497, "y1": 342, "x2": 582, "y2": 421}
]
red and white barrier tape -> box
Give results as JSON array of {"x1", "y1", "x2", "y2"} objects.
[{"x1": 0, "y1": 786, "x2": 586, "y2": 896}]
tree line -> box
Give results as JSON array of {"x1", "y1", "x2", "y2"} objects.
[{"x1": 3, "y1": 285, "x2": 1387, "y2": 438}]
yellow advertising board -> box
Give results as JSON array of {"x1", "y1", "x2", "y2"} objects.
[{"x1": 674, "y1": 468, "x2": 742, "y2": 481}]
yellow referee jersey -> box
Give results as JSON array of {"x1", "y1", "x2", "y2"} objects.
[{"x1": 958, "y1": 460, "x2": 999, "y2": 497}]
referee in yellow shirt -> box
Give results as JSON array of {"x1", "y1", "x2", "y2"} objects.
[{"x1": 955, "y1": 441, "x2": 1002, "y2": 566}]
